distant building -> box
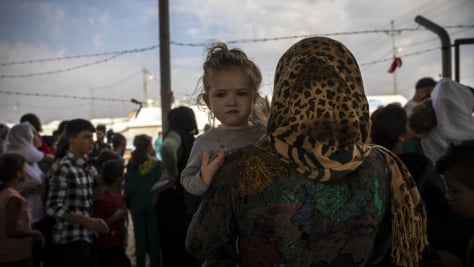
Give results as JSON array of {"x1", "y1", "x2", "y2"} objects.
[
  {"x1": 42, "y1": 102, "x2": 210, "y2": 151},
  {"x1": 367, "y1": 95, "x2": 408, "y2": 114}
]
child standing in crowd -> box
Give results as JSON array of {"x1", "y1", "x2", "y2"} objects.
[
  {"x1": 111, "y1": 133, "x2": 127, "y2": 162},
  {"x1": 0, "y1": 154, "x2": 44, "y2": 267},
  {"x1": 180, "y1": 42, "x2": 266, "y2": 211},
  {"x1": 46, "y1": 119, "x2": 109, "y2": 267},
  {"x1": 90, "y1": 124, "x2": 111, "y2": 164},
  {"x1": 93, "y1": 159, "x2": 130, "y2": 267},
  {"x1": 436, "y1": 140, "x2": 474, "y2": 267},
  {"x1": 4, "y1": 122, "x2": 54, "y2": 267}
]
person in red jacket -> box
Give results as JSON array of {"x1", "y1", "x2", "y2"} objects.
[{"x1": 93, "y1": 159, "x2": 131, "y2": 267}]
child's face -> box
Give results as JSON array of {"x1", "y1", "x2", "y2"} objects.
[
  {"x1": 444, "y1": 169, "x2": 474, "y2": 218},
  {"x1": 205, "y1": 68, "x2": 254, "y2": 129},
  {"x1": 96, "y1": 130, "x2": 105, "y2": 142},
  {"x1": 69, "y1": 130, "x2": 94, "y2": 156},
  {"x1": 16, "y1": 163, "x2": 27, "y2": 183}
]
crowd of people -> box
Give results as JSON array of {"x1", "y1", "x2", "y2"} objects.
[{"x1": 1, "y1": 36, "x2": 473, "y2": 267}]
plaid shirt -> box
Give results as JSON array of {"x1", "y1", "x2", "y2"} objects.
[{"x1": 46, "y1": 152, "x2": 97, "y2": 245}]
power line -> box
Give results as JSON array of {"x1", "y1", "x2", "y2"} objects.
[
  {"x1": 0, "y1": 90, "x2": 132, "y2": 103},
  {"x1": 394, "y1": 0, "x2": 454, "y2": 28},
  {"x1": 0, "y1": 53, "x2": 125, "y2": 79},
  {"x1": 358, "y1": 1, "x2": 455, "y2": 57},
  {"x1": 1, "y1": 25, "x2": 471, "y2": 66},
  {"x1": 0, "y1": 45, "x2": 159, "y2": 67},
  {"x1": 90, "y1": 70, "x2": 142, "y2": 90},
  {"x1": 172, "y1": 28, "x2": 421, "y2": 46},
  {"x1": 360, "y1": 46, "x2": 441, "y2": 67},
  {"x1": 0, "y1": 25, "x2": 471, "y2": 79},
  {"x1": 0, "y1": 46, "x2": 448, "y2": 102}
]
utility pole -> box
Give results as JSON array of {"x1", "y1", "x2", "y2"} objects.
[
  {"x1": 389, "y1": 20, "x2": 400, "y2": 95},
  {"x1": 88, "y1": 89, "x2": 95, "y2": 119},
  {"x1": 14, "y1": 101, "x2": 21, "y2": 121},
  {"x1": 159, "y1": 0, "x2": 171, "y2": 132},
  {"x1": 142, "y1": 68, "x2": 149, "y2": 104}
]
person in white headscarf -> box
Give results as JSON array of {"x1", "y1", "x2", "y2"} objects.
[
  {"x1": 409, "y1": 78, "x2": 474, "y2": 165},
  {"x1": 0, "y1": 123, "x2": 9, "y2": 156},
  {"x1": 4, "y1": 122, "x2": 52, "y2": 267}
]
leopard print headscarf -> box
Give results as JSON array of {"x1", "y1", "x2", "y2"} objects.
[
  {"x1": 267, "y1": 36, "x2": 370, "y2": 181},
  {"x1": 257, "y1": 37, "x2": 427, "y2": 266}
]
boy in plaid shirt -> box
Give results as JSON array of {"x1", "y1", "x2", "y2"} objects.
[{"x1": 46, "y1": 119, "x2": 109, "y2": 267}]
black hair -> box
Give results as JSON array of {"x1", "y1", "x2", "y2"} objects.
[
  {"x1": 101, "y1": 159, "x2": 124, "y2": 185},
  {"x1": 370, "y1": 103, "x2": 407, "y2": 150},
  {"x1": 166, "y1": 106, "x2": 198, "y2": 173},
  {"x1": 96, "y1": 124, "x2": 106, "y2": 132},
  {"x1": 96, "y1": 150, "x2": 120, "y2": 170},
  {"x1": 127, "y1": 134, "x2": 152, "y2": 171},
  {"x1": 42, "y1": 135, "x2": 56, "y2": 149},
  {"x1": 408, "y1": 99, "x2": 437, "y2": 135},
  {"x1": 0, "y1": 123, "x2": 9, "y2": 141},
  {"x1": 0, "y1": 153, "x2": 26, "y2": 190},
  {"x1": 20, "y1": 113, "x2": 42, "y2": 132},
  {"x1": 65, "y1": 119, "x2": 95, "y2": 138},
  {"x1": 57, "y1": 120, "x2": 69, "y2": 136},
  {"x1": 436, "y1": 139, "x2": 474, "y2": 190},
  {"x1": 55, "y1": 137, "x2": 69, "y2": 159},
  {"x1": 167, "y1": 106, "x2": 198, "y2": 136},
  {"x1": 106, "y1": 129, "x2": 114, "y2": 144},
  {"x1": 112, "y1": 133, "x2": 126, "y2": 149},
  {"x1": 415, "y1": 77, "x2": 437, "y2": 90}
]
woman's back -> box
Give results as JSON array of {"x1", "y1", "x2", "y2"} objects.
[{"x1": 187, "y1": 146, "x2": 392, "y2": 266}]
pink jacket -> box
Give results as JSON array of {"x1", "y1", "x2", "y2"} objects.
[{"x1": 0, "y1": 188, "x2": 33, "y2": 263}]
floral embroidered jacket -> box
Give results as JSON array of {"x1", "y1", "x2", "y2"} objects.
[{"x1": 186, "y1": 147, "x2": 392, "y2": 267}]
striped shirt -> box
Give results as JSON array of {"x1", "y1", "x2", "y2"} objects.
[{"x1": 46, "y1": 152, "x2": 97, "y2": 245}]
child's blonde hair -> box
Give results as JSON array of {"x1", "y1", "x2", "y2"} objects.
[{"x1": 195, "y1": 42, "x2": 265, "y2": 125}]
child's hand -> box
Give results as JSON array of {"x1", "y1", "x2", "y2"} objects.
[
  {"x1": 43, "y1": 154, "x2": 55, "y2": 164},
  {"x1": 87, "y1": 218, "x2": 110, "y2": 234},
  {"x1": 201, "y1": 149, "x2": 225, "y2": 186},
  {"x1": 116, "y1": 207, "x2": 128, "y2": 218}
]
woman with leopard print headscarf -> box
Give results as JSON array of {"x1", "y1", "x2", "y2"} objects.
[{"x1": 186, "y1": 37, "x2": 428, "y2": 267}]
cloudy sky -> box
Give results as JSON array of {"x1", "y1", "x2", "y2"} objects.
[{"x1": 0, "y1": 0, "x2": 473, "y2": 125}]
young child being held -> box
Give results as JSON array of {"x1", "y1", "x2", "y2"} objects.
[
  {"x1": 93, "y1": 159, "x2": 131, "y2": 267},
  {"x1": 0, "y1": 153, "x2": 45, "y2": 266},
  {"x1": 180, "y1": 42, "x2": 266, "y2": 198}
]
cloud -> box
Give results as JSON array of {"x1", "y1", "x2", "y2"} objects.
[
  {"x1": 0, "y1": 0, "x2": 473, "y2": 124},
  {"x1": 92, "y1": 34, "x2": 104, "y2": 50}
]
